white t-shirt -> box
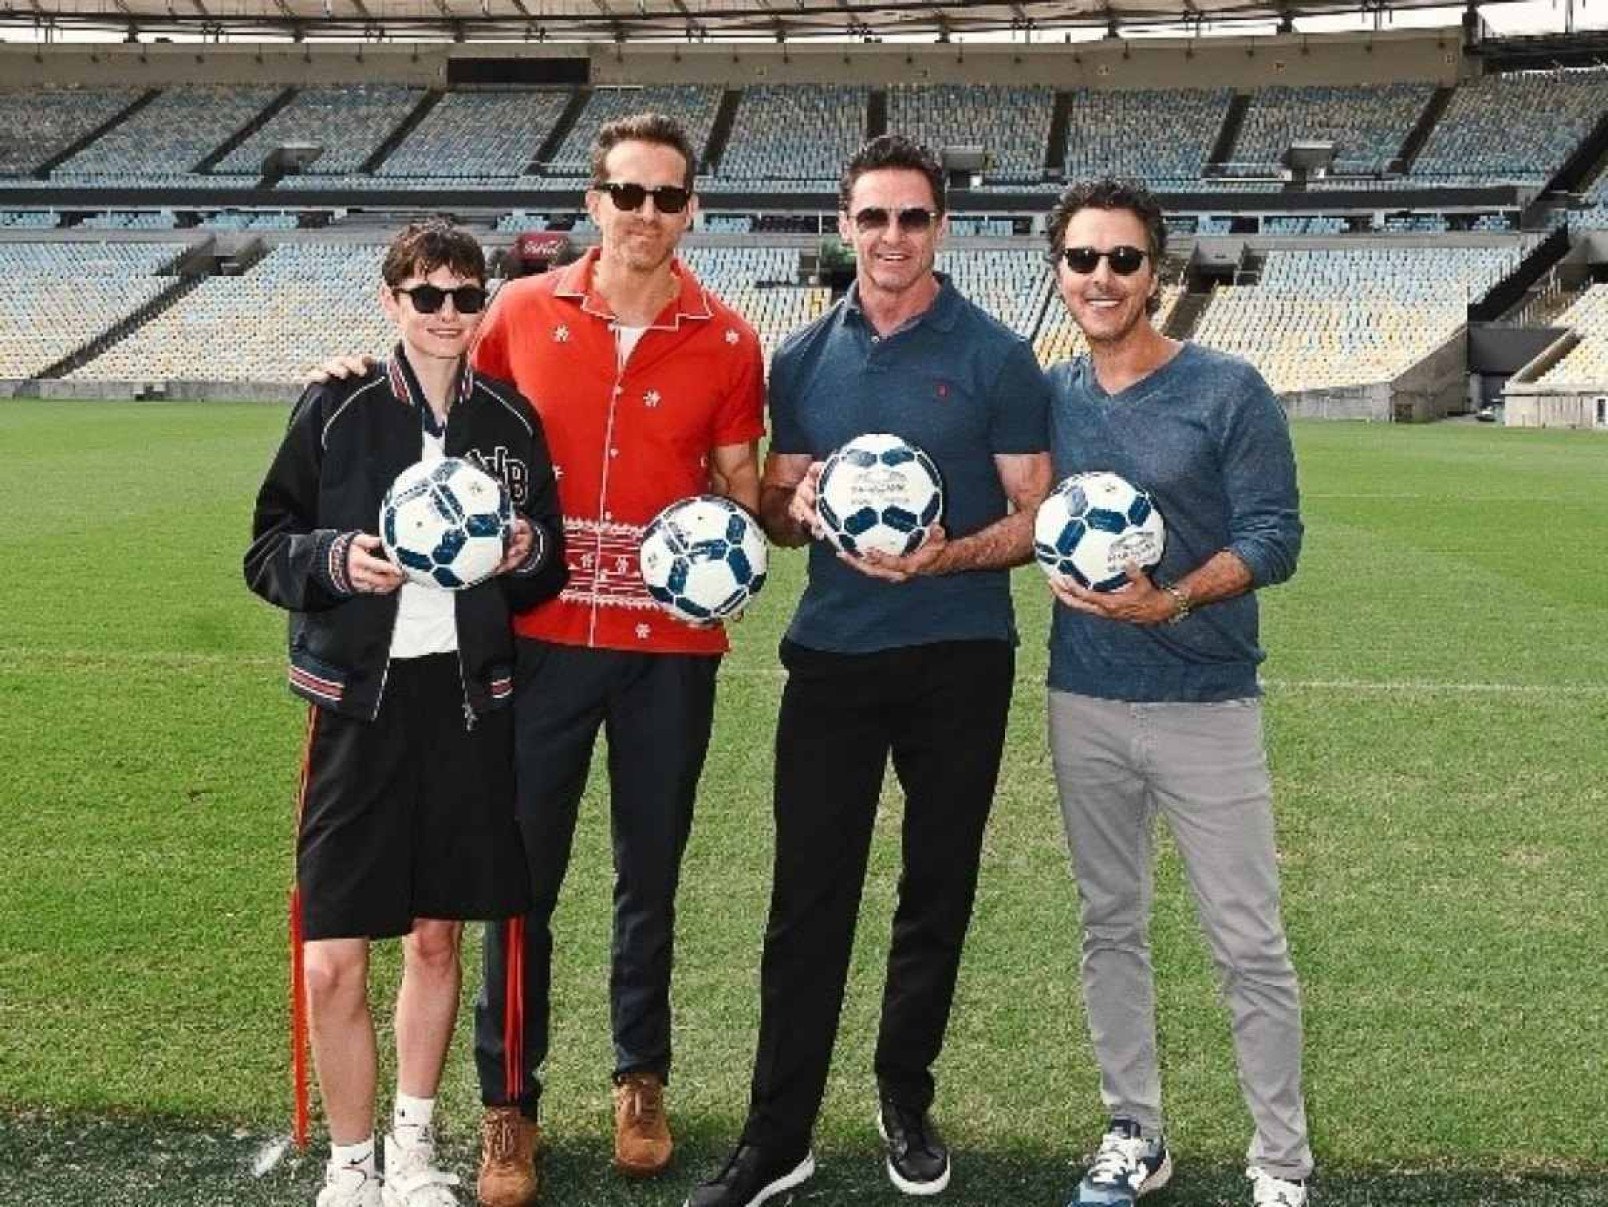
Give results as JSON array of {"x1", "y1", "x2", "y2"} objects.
[
  {"x1": 388, "y1": 429, "x2": 458, "y2": 659},
  {"x1": 615, "y1": 323, "x2": 648, "y2": 368}
]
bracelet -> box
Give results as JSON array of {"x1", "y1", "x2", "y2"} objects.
[{"x1": 1160, "y1": 582, "x2": 1192, "y2": 624}]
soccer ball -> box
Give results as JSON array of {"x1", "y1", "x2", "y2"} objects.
[
  {"x1": 639, "y1": 494, "x2": 769, "y2": 624},
  {"x1": 1034, "y1": 471, "x2": 1166, "y2": 592},
  {"x1": 380, "y1": 457, "x2": 513, "y2": 590},
  {"x1": 815, "y1": 433, "x2": 944, "y2": 558}
]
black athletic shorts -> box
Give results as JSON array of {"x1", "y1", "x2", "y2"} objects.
[{"x1": 297, "y1": 653, "x2": 531, "y2": 941}]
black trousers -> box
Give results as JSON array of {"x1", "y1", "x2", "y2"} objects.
[
  {"x1": 474, "y1": 638, "x2": 720, "y2": 1112},
  {"x1": 742, "y1": 638, "x2": 1015, "y2": 1155}
]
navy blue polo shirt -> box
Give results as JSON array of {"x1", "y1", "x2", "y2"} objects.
[{"x1": 770, "y1": 276, "x2": 1051, "y2": 654}]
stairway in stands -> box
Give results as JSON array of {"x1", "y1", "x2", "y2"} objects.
[
  {"x1": 195, "y1": 87, "x2": 297, "y2": 175},
  {"x1": 700, "y1": 89, "x2": 743, "y2": 176},
  {"x1": 361, "y1": 89, "x2": 445, "y2": 174},
  {"x1": 1204, "y1": 93, "x2": 1252, "y2": 176},
  {"x1": 1392, "y1": 85, "x2": 1455, "y2": 175},
  {"x1": 35, "y1": 90, "x2": 161, "y2": 178},
  {"x1": 528, "y1": 87, "x2": 591, "y2": 176}
]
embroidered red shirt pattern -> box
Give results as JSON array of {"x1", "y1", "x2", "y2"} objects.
[{"x1": 471, "y1": 249, "x2": 766, "y2": 654}]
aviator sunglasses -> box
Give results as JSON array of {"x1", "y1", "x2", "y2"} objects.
[
  {"x1": 1057, "y1": 245, "x2": 1150, "y2": 276},
  {"x1": 851, "y1": 206, "x2": 937, "y2": 234},
  {"x1": 598, "y1": 181, "x2": 693, "y2": 214},
  {"x1": 393, "y1": 283, "x2": 489, "y2": 315}
]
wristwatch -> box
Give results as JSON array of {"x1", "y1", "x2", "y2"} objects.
[{"x1": 1160, "y1": 582, "x2": 1193, "y2": 624}]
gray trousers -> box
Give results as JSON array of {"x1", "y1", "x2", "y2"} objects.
[{"x1": 1048, "y1": 690, "x2": 1313, "y2": 1181}]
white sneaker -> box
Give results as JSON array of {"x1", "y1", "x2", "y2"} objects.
[
  {"x1": 1248, "y1": 1165, "x2": 1308, "y2": 1207},
  {"x1": 317, "y1": 1161, "x2": 383, "y2": 1207},
  {"x1": 382, "y1": 1130, "x2": 461, "y2": 1207}
]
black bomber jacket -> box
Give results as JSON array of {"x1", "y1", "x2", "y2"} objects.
[{"x1": 243, "y1": 352, "x2": 568, "y2": 721}]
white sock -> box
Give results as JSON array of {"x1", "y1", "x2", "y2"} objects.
[
  {"x1": 329, "y1": 1137, "x2": 376, "y2": 1178},
  {"x1": 393, "y1": 1093, "x2": 436, "y2": 1146}
]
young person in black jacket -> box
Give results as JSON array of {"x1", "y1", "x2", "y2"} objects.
[{"x1": 245, "y1": 220, "x2": 566, "y2": 1207}]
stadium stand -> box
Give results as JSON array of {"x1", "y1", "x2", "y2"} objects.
[
  {"x1": 674, "y1": 245, "x2": 825, "y2": 362},
  {"x1": 213, "y1": 85, "x2": 421, "y2": 178},
  {"x1": 51, "y1": 86, "x2": 280, "y2": 184},
  {"x1": 885, "y1": 86, "x2": 1054, "y2": 183},
  {"x1": 1224, "y1": 84, "x2": 1431, "y2": 177},
  {"x1": 716, "y1": 86, "x2": 868, "y2": 182},
  {"x1": 198, "y1": 211, "x2": 300, "y2": 231},
  {"x1": 1192, "y1": 244, "x2": 1525, "y2": 392},
  {"x1": 67, "y1": 243, "x2": 395, "y2": 385},
  {"x1": 1535, "y1": 285, "x2": 1608, "y2": 388},
  {"x1": 0, "y1": 86, "x2": 142, "y2": 177},
  {"x1": 1410, "y1": 68, "x2": 1608, "y2": 185},
  {"x1": 935, "y1": 248, "x2": 1052, "y2": 337},
  {"x1": 546, "y1": 86, "x2": 722, "y2": 177},
  {"x1": 0, "y1": 242, "x2": 178, "y2": 379},
  {"x1": 379, "y1": 88, "x2": 571, "y2": 181},
  {"x1": 496, "y1": 212, "x2": 550, "y2": 233},
  {"x1": 1576, "y1": 163, "x2": 1608, "y2": 229},
  {"x1": 80, "y1": 210, "x2": 178, "y2": 230},
  {"x1": 1062, "y1": 89, "x2": 1231, "y2": 187}
]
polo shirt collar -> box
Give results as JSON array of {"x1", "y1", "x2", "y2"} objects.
[
  {"x1": 843, "y1": 272, "x2": 961, "y2": 336},
  {"x1": 553, "y1": 246, "x2": 714, "y2": 331},
  {"x1": 386, "y1": 342, "x2": 474, "y2": 438}
]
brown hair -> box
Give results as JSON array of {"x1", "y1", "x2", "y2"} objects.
[
  {"x1": 381, "y1": 218, "x2": 486, "y2": 288},
  {"x1": 589, "y1": 112, "x2": 697, "y2": 191},
  {"x1": 1045, "y1": 177, "x2": 1168, "y2": 316},
  {"x1": 838, "y1": 133, "x2": 946, "y2": 216}
]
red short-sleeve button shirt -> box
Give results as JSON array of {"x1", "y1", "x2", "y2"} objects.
[{"x1": 472, "y1": 248, "x2": 766, "y2": 654}]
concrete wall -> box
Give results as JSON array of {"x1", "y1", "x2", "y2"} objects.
[
  {"x1": 1504, "y1": 392, "x2": 1608, "y2": 429},
  {"x1": 1281, "y1": 383, "x2": 1391, "y2": 421},
  {"x1": 0, "y1": 28, "x2": 1464, "y2": 90},
  {"x1": 13, "y1": 378, "x2": 298, "y2": 403},
  {"x1": 1390, "y1": 326, "x2": 1469, "y2": 420}
]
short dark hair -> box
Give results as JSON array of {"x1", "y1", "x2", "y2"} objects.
[
  {"x1": 838, "y1": 134, "x2": 946, "y2": 216},
  {"x1": 1046, "y1": 177, "x2": 1167, "y2": 315},
  {"x1": 590, "y1": 112, "x2": 697, "y2": 191},
  {"x1": 381, "y1": 218, "x2": 486, "y2": 288}
]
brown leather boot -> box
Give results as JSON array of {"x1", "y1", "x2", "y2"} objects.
[
  {"x1": 612, "y1": 1071, "x2": 673, "y2": 1178},
  {"x1": 476, "y1": 1105, "x2": 540, "y2": 1207}
]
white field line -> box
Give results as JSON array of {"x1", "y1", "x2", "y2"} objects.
[
  {"x1": 2, "y1": 649, "x2": 1604, "y2": 698},
  {"x1": 1265, "y1": 678, "x2": 1608, "y2": 698}
]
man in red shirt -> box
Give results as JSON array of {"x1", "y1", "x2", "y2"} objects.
[
  {"x1": 315, "y1": 113, "x2": 763, "y2": 1207},
  {"x1": 473, "y1": 114, "x2": 764, "y2": 1205}
]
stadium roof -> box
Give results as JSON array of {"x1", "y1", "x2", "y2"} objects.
[{"x1": 5, "y1": 0, "x2": 1506, "y2": 42}]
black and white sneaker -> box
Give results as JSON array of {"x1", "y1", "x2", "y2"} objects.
[
  {"x1": 1069, "y1": 1118, "x2": 1172, "y2": 1206},
  {"x1": 877, "y1": 1094, "x2": 951, "y2": 1196},
  {"x1": 683, "y1": 1143, "x2": 815, "y2": 1207}
]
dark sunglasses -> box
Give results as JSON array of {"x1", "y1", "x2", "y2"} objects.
[
  {"x1": 393, "y1": 283, "x2": 488, "y2": 315},
  {"x1": 851, "y1": 206, "x2": 937, "y2": 234},
  {"x1": 598, "y1": 181, "x2": 693, "y2": 214},
  {"x1": 1058, "y1": 246, "x2": 1149, "y2": 276}
]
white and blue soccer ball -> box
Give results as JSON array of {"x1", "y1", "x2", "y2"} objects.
[
  {"x1": 380, "y1": 457, "x2": 513, "y2": 591},
  {"x1": 1034, "y1": 471, "x2": 1166, "y2": 592},
  {"x1": 815, "y1": 433, "x2": 944, "y2": 558},
  {"x1": 639, "y1": 494, "x2": 769, "y2": 624}
]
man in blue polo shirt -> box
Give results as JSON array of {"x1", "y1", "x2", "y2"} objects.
[{"x1": 685, "y1": 135, "x2": 1052, "y2": 1207}]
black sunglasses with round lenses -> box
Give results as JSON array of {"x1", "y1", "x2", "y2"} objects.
[
  {"x1": 851, "y1": 206, "x2": 937, "y2": 235},
  {"x1": 1058, "y1": 246, "x2": 1150, "y2": 276},
  {"x1": 598, "y1": 181, "x2": 693, "y2": 215},
  {"x1": 393, "y1": 283, "x2": 489, "y2": 315}
]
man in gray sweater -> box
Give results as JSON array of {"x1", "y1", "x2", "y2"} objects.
[{"x1": 1041, "y1": 178, "x2": 1312, "y2": 1207}]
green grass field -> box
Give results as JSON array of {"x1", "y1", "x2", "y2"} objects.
[{"x1": 1, "y1": 401, "x2": 1605, "y2": 1205}]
